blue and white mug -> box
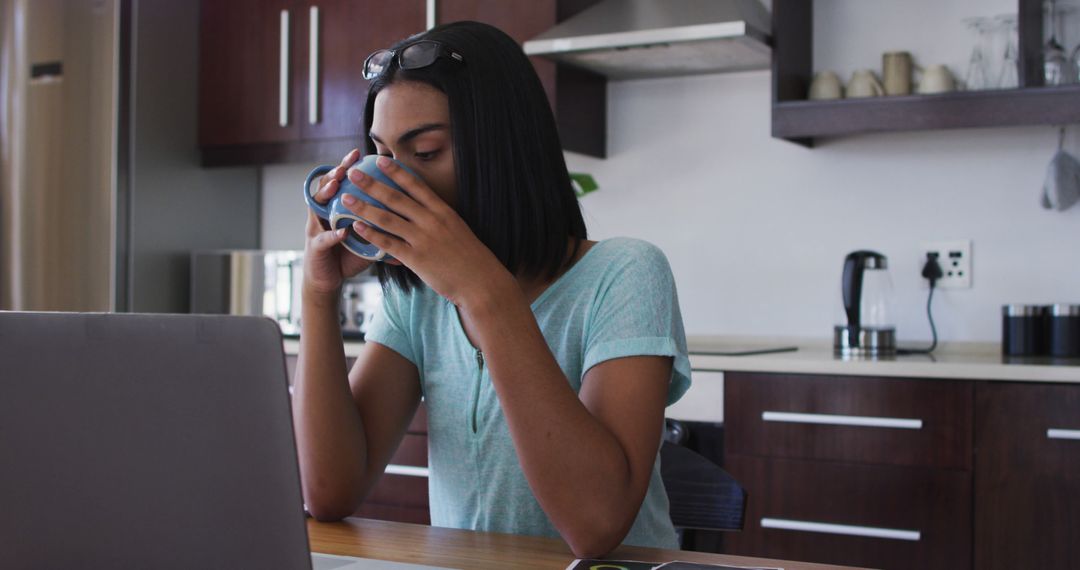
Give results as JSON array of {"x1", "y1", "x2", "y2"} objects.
[{"x1": 303, "y1": 154, "x2": 419, "y2": 261}]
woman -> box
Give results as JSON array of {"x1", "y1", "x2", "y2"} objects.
[{"x1": 293, "y1": 21, "x2": 691, "y2": 558}]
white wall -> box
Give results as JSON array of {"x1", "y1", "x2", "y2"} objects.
[{"x1": 260, "y1": 0, "x2": 1080, "y2": 343}]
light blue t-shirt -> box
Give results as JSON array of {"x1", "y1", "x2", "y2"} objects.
[{"x1": 364, "y1": 237, "x2": 692, "y2": 549}]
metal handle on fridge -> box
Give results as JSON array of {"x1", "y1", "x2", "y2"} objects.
[
  {"x1": 762, "y1": 411, "x2": 923, "y2": 430},
  {"x1": 279, "y1": 9, "x2": 290, "y2": 127},
  {"x1": 308, "y1": 6, "x2": 319, "y2": 125}
]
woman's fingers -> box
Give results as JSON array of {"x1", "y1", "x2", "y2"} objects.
[
  {"x1": 352, "y1": 221, "x2": 410, "y2": 262},
  {"x1": 341, "y1": 193, "x2": 414, "y2": 242},
  {"x1": 345, "y1": 169, "x2": 429, "y2": 225},
  {"x1": 310, "y1": 227, "x2": 348, "y2": 252},
  {"x1": 312, "y1": 149, "x2": 360, "y2": 204},
  {"x1": 339, "y1": 148, "x2": 360, "y2": 169},
  {"x1": 374, "y1": 156, "x2": 449, "y2": 212}
]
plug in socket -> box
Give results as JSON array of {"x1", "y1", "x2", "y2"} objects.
[{"x1": 921, "y1": 240, "x2": 972, "y2": 289}]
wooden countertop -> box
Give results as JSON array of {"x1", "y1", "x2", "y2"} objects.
[
  {"x1": 308, "y1": 517, "x2": 869, "y2": 570},
  {"x1": 686, "y1": 337, "x2": 1080, "y2": 383}
]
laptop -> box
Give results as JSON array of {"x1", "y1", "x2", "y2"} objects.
[{"x1": 0, "y1": 312, "x2": 444, "y2": 569}]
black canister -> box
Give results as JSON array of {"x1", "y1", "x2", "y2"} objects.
[
  {"x1": 1002, "y1": 304, "x2": 1048, "y2": 356},
  {"x1": 1048, "y1": 304, "x2": 1080, "y2": 358}
]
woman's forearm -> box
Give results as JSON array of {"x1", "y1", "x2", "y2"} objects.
[
  {"x1": 292, "y1": 288, "x2": 369, "y2": 520},
  {"x1": 458, "y1": 280, "x2": 653, "y2": 556}
]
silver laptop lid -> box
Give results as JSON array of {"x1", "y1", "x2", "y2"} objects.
[{"x1": 0, "y1": 312, "x2": 311, "y2": 569}]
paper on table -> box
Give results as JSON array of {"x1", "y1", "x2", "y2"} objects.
[{"x1": 566, "y1": 560, "x2": 782, "y2": 570}]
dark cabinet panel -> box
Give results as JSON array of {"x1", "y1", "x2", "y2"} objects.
[
  {"x1": 299, "y1": 1, "x2": 425, "y2": 141},
  {"x1": 435, "y1": 0, "x2": 557, "y2": 105},
  {"x1": 974, "y1": 382, "x2": 1080, "y2": 570},
  {"x1": 199, "y1": 1, "x2": 606, "y2": 164},
  {"x1": 725, "y1": 454, "x2": 971, "y2": 570},
  {"x1": 725, "y1": 372, "x2": 972, "y2": 469},
  {"x1": 199, "y1": 0, "x2": 299, "y2": 146}
]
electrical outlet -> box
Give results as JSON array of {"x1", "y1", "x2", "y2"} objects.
[{"x1": 921, "y1": 240, "x2": 972, "y2": 289}]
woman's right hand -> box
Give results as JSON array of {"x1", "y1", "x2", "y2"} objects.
[{"x1": 303, "y1": 149, "x2": 372, "y2": 297}]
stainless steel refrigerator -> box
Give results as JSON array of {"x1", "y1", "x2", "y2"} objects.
[{"x1": 1, "y1": 0, "x2": 260, "y2": 313}]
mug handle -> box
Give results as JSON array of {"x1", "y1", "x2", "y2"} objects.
[
  {"x1": 303, "y1": 164, "x2": 334, "y2": 220},
  {"x1": 871, "y1": 74, "x2": 885, "y2": 96}
]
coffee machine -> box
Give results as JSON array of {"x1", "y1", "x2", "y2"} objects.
[{"x1": 835, "y1": 250, "x2": 897, "y2": 357}]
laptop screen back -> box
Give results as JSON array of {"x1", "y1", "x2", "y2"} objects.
[{"x1": 0, "y1": 312, "x2": 311, "y2": 569}]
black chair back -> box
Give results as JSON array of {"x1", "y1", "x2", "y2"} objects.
[{"x1": 660, "y1": 424, "x2": 746, "y2": 532}]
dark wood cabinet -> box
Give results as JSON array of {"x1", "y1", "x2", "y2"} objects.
[
  {"x1": 974, "y1": 382, "x2": 1080, "y2": 570},
  {"x1": 726, "y1": 455, "x2": 971, "y2": 570},
  {"x1": 198, "y1": 0, "x2": 425, "y2": 166},
  {"x1": 723, "y1": 372, "x2": 973, "y2": 570},
  {"x1": 724, "y1": 371, "x2": 1080, "y2": 570},
  {"x1": 431, "y1": 0, "x2": 607, "y2": 157},
  {"x1": 284, "y1": 353, "x2": 431, "y2": 525},
  {"x1": 199, "y1": 1, "x2": 606, "y2": 165},
  {"x1": 199, "y1": 0, "x2": 301, "y2": 147}
]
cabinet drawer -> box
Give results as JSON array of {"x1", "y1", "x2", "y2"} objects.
[
  {"x1": 724, "y1": 454, "x2": 971, "y2": 570},
  {"x1": 725, "y1": 372, "x2": 972, "y2": 469}
]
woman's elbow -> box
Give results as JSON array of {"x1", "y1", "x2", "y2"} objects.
[
  {"x1": 563, "y1": 522, "x2": 628, "y2": 559},
  {"x1": 304, "y1": 500, "x2": 355, "y2": 522},
  {"x1": 302, "y1": 484, "x2": 361, "y2": 522}
]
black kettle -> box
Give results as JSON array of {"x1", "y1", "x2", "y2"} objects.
[{"x1": 835, "y1": 250, "x2": 897, "y2": 356}]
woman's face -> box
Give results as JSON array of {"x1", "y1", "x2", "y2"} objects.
[{"x1": 369, "y1": 80, "x2": 457, "y2": 206}]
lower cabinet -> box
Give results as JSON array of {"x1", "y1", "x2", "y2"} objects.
[
  {"x1": 285, "y1": 354, "x2": 431, "y2": 525},
  {"x1": 722, "y1": 372, "x2": 972, "y2": 570},
  {"x1": 723, "y1": 371, "x2": 1080, "y2": 570},
  {"x1": 974, "y1": 382, "x2": 1080, "y2": 569}
]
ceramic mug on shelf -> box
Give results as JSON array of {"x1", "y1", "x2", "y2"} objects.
[
  {"x1": 916, "y1": 64, "x2": 957, "y2": 94},
  {"x1": 808, "y1": 70, "x2": 844, "y2": 100},
  {"x1": 303, "y1": 154, "x2": 420, "y2": 261},
  {"x1": 846, "y1": 69, "x2": 885, "y2": 98},
  {"x1": 882, "y1": 51, "x2": 913, "y2": 96}
]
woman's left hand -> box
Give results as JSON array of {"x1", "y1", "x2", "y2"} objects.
[{"x1": 343, "y1": 156, "x2": 514, "y2": 308}]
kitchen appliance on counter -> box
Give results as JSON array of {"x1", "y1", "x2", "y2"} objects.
[
  {"x1": 835, "y1": 250, "x2": 897, "y2": 357},
  {"x1": 190, "y1": 250, "x2": 380, "y2": 339}
]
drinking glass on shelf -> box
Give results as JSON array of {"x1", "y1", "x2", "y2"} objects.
[
  {"x1": 1043, "y1": 0, "x2": 1076, "y2": 85},
  {"x1": 997, "y1": 14, "x2": 1020, "y2": 88},
  {"x1": 1072, "y1": 43, "x2": 1080, "y2": 83},
  {"x1": 963, "y1": 16, "x2": 994, "y2": 90}
]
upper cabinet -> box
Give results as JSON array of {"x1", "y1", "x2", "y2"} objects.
[
  {"x1": 771, "y1": 0, "x2": 1080, "y2": 146},
  {"x1": 198, "y1": 1, "x2": 605, "y2": 166},
  {"x1": 198, "y1": 0, "x2": 425, "y2": 166}
]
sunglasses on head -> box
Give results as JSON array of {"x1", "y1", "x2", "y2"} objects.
[{"x1": 362, "y1": 40, "x2": 464, "y2": 80}]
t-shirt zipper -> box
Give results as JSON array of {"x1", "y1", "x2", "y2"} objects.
[{"x1": 470, "y1": 349, "x2": 484, "y2": 434}]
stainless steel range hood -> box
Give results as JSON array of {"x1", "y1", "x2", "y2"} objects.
[{"x1": 523, "y1": 0, "x2": 772, "y2": 79}]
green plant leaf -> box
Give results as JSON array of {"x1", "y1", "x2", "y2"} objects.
[{"x1": 569, "y1": 172, "x2": 598, "y2": 197}]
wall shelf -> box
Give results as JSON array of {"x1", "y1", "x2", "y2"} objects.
[
  {"x1": 771, "y1": 0, "x2": 1080, "y2": 146},
  {"x1": 773, "y1": 84, "x2": 1080, "y2": 140}
]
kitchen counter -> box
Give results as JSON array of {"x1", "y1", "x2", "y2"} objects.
[
  {"x1": 283, "y1": 336, "x2": 1080, "y2": 383},
  {"x1": 686, "y1": 336, "x2": 1080, "y2": 383}
]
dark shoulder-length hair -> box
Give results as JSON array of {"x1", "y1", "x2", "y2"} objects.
[{"x1": 362, "y1": 21, "x2": 587, "y2": 293}]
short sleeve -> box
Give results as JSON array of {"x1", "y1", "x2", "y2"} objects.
[
  {"x1": 582, "y1": 240, "x2": 691, "y2": 405},
  {"x1": 363, "y1": 283, "x2": 418, "y2": 367}
]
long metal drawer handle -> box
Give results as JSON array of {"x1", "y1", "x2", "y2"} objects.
[
  {"x1": 761, "y1": 517, "x2": 921, "y2": 541},
  {"x1": 1047, "y1": 428, "x2": 1080, "y2": 440},
  {"x1": 426, "y1": 0, "x2": 436, "y2": 30},
  {"x1": 385, "y1": 464, "x2": 429, "y2": 478},
  {"x1": 279, "y1": 9, "x2": 290, "y2": 127},
  {"x1": 308, "y1": 6, "x2": 319, "y2": 125},
  {"x1": 762, "y1": 411, "x2": 923, "y2": 430}
]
